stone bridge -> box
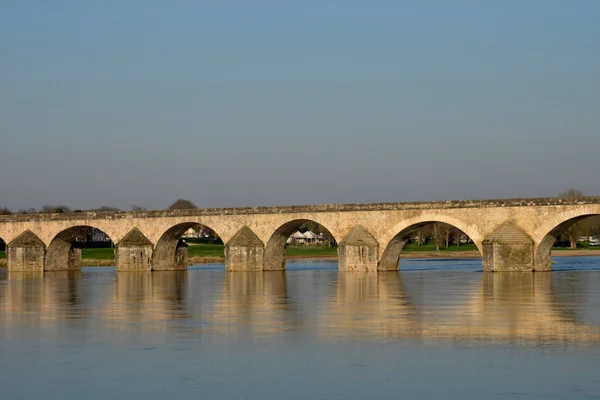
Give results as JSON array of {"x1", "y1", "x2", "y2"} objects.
[{"x1": 1, "y1": 196, "x2": 600, "y2": 272}]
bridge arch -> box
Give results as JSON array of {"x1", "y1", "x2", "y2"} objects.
[
  {"x1": 153, "y1": 222, "x2": 224, "y2": 270},
  {"x1": 46, "y1": 225, "x2": 115, "y2": 270},
  {"x1": 264, "y1": 219, "x2": 338, "y2": 270},
  {"x1": 533, "y1": 205, "x2": 600, "y2": 271},
  {"x1": 380, "y1": 214, "x2": 482, "y2": 271}
]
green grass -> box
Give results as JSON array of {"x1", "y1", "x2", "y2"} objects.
[
  {"x1": 5, "y1": 242, "x2": 599, "y2": 264},
  {"x1": 286, "y1": 246, "x2": 338, "y2": 257},
  {"x1": 402, "y1": 243, "x2": 479, "y2": 252},
  {"x1": 81, "y1": 248, "x2": 115, "y2": 260},
  {"x1": 81, "y1": 244, "x2": 339, "y2": 259},
  {"x1": 187, "y1": 244, "x2": 339, "y2": 258},
  {"x1": 187, "y1": 243, "x2": 225, "y2": 258}
]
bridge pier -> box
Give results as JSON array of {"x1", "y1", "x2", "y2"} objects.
[
  {"x1": 175, "y1": 241, "x2": 188, "y2": 270},
  {"x1": 482, "y1": 223, "x2": 534, "y2": 272},
  {"x1": 153, "y1": 239, "x2": 188, "y2": 271},
  {"x1": 46, "y1": 239, "x2": 82, "y2": 271},
  {"x1": 6, "y1": 230, "x2": 46, "y2": 272},
  {"x1": 115, "y1": 228, "x2": 153, "y2": 271},
  {"x1": 338, "y1": 226, "x2": 379, "y2": 272},
  {"x1": 225, "y1": 226, "x2": 264, "y2": 271}
]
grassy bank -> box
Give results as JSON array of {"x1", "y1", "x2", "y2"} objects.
[
  {"x1": 402, "y1": 243, "x2": 479, "y2": 252},
  {"x1": 82, "y1": 244, "x2": 340, "y2": 260},
  {"x1": 1, "y1": 241, "x2": 600, "y2": 267},
  {"x1": 187, "y1": 243, "x2": 227, "y2": 258},
  {"x1": 285, "y1": 246, "x2": 338, "y2": 257}
]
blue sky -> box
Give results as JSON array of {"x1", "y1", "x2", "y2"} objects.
[{"x1": 1, "y1": 1, "x2": 599, "y2": 210}]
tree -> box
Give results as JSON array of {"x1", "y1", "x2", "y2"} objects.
[
  {"x1": 452, "y1": 227, "x2": 464, "y2": 248},
  {"x1": 414, "y1": 230, "x2": 428, "y2": 247},
  {"x1": 40, "y1": 205, "x2": 71, "y2": 214},
  {"x1": 432, "y1": 223, "x2": 445, "y2": 251},
  {"x1": 559, "y1": 188, "x2": 584, "y2": 198},
  {"x1": 89, "y1": 206, "x2": 121, "y2": 212},
  {"x1": 0, "y1": 207, "x2": 12, "y2": 215},
  {"x1": 439, "y1": 223, "x2": 452, "y2": 248},
  {"x1": 131, "y1": 205, "x2": 147, "y2": 211},
  {"x1": 558, "y1": 189, "x2": 584, "y2": 248},
  {"x1": 168, "y1": 199, "x2": 197, "y2": 210}
]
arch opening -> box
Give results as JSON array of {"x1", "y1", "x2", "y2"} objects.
[
  {"x1": 0, "y1": 238, "x2": 6, "y2": 266},
  {"x1": 380, "y1": 222, "x2": 479, "y2": 271},
  {"x1": 153, "y1": 223, "x2": 223, "y2": 270},
  {"x1": 535, "y1": 214, "x2": 600, "y2": 271},
  {"x1": 264, "y1": 219, "x2": 337, "y2": 271},
  {"x1": 47, "y1": 226, "x2": 114, "y2": 270}
]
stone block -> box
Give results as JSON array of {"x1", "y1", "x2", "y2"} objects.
[
  {"x1": 225, "y1": 226, "x2": 264, "y2": 271},
  {"x1": 115, "y1": 228, "x2": 153, "y2": 271},
  {"x1": 7, "y1": 230, "x2": 46, "y2": 272},
  {"x1": 338, "y1": 225, "x2": 379, "y2": 272},
  {"x1": 482, "y1": 222, "x2": 533, "y2": 272}
]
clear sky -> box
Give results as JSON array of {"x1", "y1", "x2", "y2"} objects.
[{"x1": 1, "y1": 1, "x2": 599, "y2": 210}]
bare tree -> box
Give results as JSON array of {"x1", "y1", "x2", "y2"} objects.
[
  {"x1": 440, "y1": 223, "x2": 452, "y2": 248},
  {"x1": 0, "y1": 207, "x2": 12, "y2": 215},
  {"x1": 131, "y1": 205, "x2": 147, "y2": 211},
  {"x1": 432, "y1": 223, "x2": 445, "y2": 251},
  {"x1": 414, "y1": 230, "x2": 427, "y2": 247},
  {"x1": 559, "y1": 188, "x2": 584, "y2": 198},
  {"x1": 168, "y1": 199, "x2": 197, "y2": 210},
  {"x1": 452, "y1": 227, "x2": 464, "y2": 248}
]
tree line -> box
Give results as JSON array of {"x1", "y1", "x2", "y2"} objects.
[{"x1": 0, "y1": 199, "x2": 198, "y2": 215}]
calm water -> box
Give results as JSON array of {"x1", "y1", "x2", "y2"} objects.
[{"x1": 2, "y1": 258, "x2": 600, "y2": 399}]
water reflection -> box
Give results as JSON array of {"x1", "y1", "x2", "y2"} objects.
[
  {"x1": 206, "y1": 271, "x2": 293, "y2": 337},
  {"x1": 444, "y1": 272, "x2": 600, "y2": 342},
  {"x1": 319, "y1": 272, "x2": 421, "y2": 339},
  {"x1": 106, "y1": 271, "x2": 190, "y2": 329},
  {"x1": 0, "y1": 271, "x2": 84, "y2": 317},
  {"x1": 0, "y1": 271, "x2": 90, "y2": 342},
  {"x1": 0, "y1": 267, "x2": 600, "y2": 343}
]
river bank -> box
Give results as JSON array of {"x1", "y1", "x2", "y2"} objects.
[
  {"x1": 1, "y1": 249, "x2": 600, "y2": 267},
  {"x1": 50, "y1": 248, "x2": 600, "y2": 266}
]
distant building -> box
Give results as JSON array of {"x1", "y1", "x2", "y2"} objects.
[
  {"x1": 287, "y1": 231, "x2": 329, "y2": 245},
  {"x1": 182, "y1": 228, "x2": 200, "y2": 238},
  {"x1": 92, "y1": 228, "x2": 111, "y2": 242}
]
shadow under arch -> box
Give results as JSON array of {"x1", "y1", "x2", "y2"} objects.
[
  {"x1": 46, "y1": 225, "x2": 114, "y2": 270},
  {"x1": 264, "y1": 219, "x2": 337, "y2": 271},
  {"x1": 153, "y1": 222, "x2": 224, "y2": 270},
  {"x1": 534, "y1": 213, "x2": 600, "y2": 271},
  {"x1": 0, "y1": 236, "x2": 6, "y2": 266},
  {"x1": 380, "y1": 220, "x2": 481, "y2": 271}
]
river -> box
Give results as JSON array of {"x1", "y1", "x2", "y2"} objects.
[{"x1": 1, "y1": 257, "x2": 600, "y2": 399}]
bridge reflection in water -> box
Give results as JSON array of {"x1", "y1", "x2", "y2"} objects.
[{"x1": 1, "y1": 269, "x2": 599, "y2": 343}]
